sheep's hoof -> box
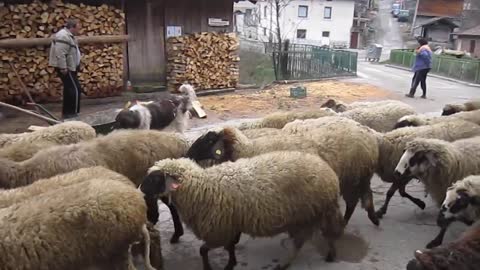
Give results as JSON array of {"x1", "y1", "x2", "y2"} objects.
[
  {"x1": 414, "y1": 200, "x2": 426, "y2": 210},
  {"x1": 273, "y1": 263, "x2": 290, "y2": 270},
  {"x1": 426, "y1": 239, "x2": 441, "y2": 249},
  {"x1": 374, "y1": 209, "x2": 386, "y2": 219},
  {"x1": 369, "y1": 215, "x2": 380, "y2": 226},
  {"x1": 325, "y1": 253, "x2": 335, "y2": 263},
  {"x1": 170, "y1": 234, "x2": 182, "y2": 244}
]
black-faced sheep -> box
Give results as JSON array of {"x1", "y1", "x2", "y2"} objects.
[
  {"x1": 375, "y1": 120, "x2": 480, "y2": 219},
  {"x1": 442, "y1": 100, "x2": 480, "y2": 116},
  {"x1": 0, "y1": 176, "x2": 156, "y2": 270},
  {"x1": 394, "y1": 110, "x2": 480, "y2": 129},
  {"x1": 141, "y1": 151, "x2": 344, "y2": 270},
  {"x1": 406, "y1": 225, "x2": 480, "y2": 270},
  {"x1": 423, "y1": 175, "x2": 480, "y2": 248},
  {"x1": 237, "y1": 109, "x2": 336, "y2": 130},
  {"x1": 187, "y1": 117, "x2": 380, "y2": 227},
  {"x1": 0, "y1": 129, "x2": 189, "y2": 244},
  {"x1": 0, "y1": 121, "x2": 95, "y2": 149}
]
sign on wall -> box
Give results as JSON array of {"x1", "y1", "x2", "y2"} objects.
[
  {"x1": 166, "y1": 26, "x2": 182, "y2": 38},
  {"x1": 208, "y1": 18, "x2": 230, "y2": 27}
]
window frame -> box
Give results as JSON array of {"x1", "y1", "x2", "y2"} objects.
[
  {"x1": 322, "y1": 31, "x2": 330, "y2": 37},
  {"x1": 324, "y1": 6, "x2": 332, "y2": 19},
  {"x1": 296, "y1": 29, "x2": 307, "y2": 39},
  {"x1": 298, "y1": 5, "x2": 309, "y2": 18}
]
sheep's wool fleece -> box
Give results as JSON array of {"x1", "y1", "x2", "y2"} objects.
[
  {"x1": 399, "y1": 109, "x2": 480, "y2": 127},
  {"x1": 0, "y1": 179, "x2": 147, "y2": 270},
  {"x1": 0, "y1": 129, "x2": 189, "y2": 189},
  {"x1": 0, "y1": 121, "x2": 95, "y2": 148},
  {"x1": 0, "y1": 167, "x2": 131, "y2": 209},
  {"x1": 341, "y1": 102, "x2": 416, "y2": 132},
  {"x1": 377, "y1": 120, "x2": 480, "y2": 184},
  {"x1": 405, "y1": 136, "x2": 480, "y2": 205},
  {"x1": 152, "y1": 151, "x2": 341, "y2": 248},
  {"x1": 241, "y1": 128, "x2": 284, "y2": 139},
  {"x1": 238, "y1": 109, "x2": 336, "y2": 130}
]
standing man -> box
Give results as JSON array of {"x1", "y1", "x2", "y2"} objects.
[
  {"x1": 48, "y1": 19, "x2": 83, "y2": 119},
  {"x1": 406, "y1": 38, "x2": 432, "y2": 99}
]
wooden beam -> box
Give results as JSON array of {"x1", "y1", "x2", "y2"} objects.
[{"x1": 0, "y1": 35, "x2": 130, "y2": 48}]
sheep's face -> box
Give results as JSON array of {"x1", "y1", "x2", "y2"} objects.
[
  {"x1": 141, "y1": 170, "x2": 181, "y2": 197},
  {"x1": 320, "y1": 99, "x2": 337, "y2": 109},
  {"x1": 394, "y1": 149, "x2": 437, "y2": 178},
  {"x1": 187, "y1": 130, "x2": 226, "y2": 162},
  {"x1": 394, "y1": 119, "x2": 416, "y2": 129},
  {"x1": 115, "y1": 109, "x2": 141, "y2": 129},
  {"x1": 441, "y1": 105, "x2": 458, "y2": 116},
  {"x1": 440, "y1": 188, "x2": 475, "y2": 221}
]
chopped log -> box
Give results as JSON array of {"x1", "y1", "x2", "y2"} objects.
[
  {"x1": 0, "y1": 35, "x2": 130, "y2": 48},
  {"x1": 191, "y1": 100, "x2": 207, "y2": 118}
]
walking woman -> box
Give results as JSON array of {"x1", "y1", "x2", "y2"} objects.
[
  {"x1": 406, "y1": 38, "x2": 432, "y2": 99},
  {"x1": 48, "y1": 19, "x2": 83, "y2": 119}
]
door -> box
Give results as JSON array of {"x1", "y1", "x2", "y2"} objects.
[
  {"x1": 126, "y1": 0, "x2": 166, "y2": 84},
  {"x1": 470, "y1": 40, "x2": 476, "y2": 54},
  {"x1": 350, "y1": 32, "x2": 359, "y2": 49}
]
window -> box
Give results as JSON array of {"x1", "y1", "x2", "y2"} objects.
[
  {"x1": 470, "y1": 40, "x2": 476, "y2": 54},
  {"x1": 324, "y1": 7, "x2": 332, "y2": 19},
  {"x1": 297, "y1": 29, "x2": 307, "y2": 39},
  {"x1": 264, "y1": 5, "x2": 268, "y2": 17},
  {"x1": 263, "y1": 27, "x2": 267, "y2": 36},
  {"x1": 298, "y1": 5, "x2": 308, "y2": 18},
  {"x1": 322, "y1": 31, "x2": 330, "y2": 37}
]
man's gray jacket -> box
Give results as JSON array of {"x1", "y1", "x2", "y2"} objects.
[{"x1": 48, "y1": 28, "x2": 81, "y2": 72}]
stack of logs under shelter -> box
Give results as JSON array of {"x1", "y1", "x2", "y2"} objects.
[
  {"x1": 0, "y1": 0, "x2": 126, "y2": 103},
  {"x1": 166, "y1": 32, "x2": 240, "y2": 93}
]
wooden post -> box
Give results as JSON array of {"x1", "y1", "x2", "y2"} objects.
[{"x1": 411, "y1": 0, "x2": 420, "y2": 36}]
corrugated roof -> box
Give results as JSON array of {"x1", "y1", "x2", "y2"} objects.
[
  {"x1": 417, "y1": 0, "x2": 464, "y2": 17},
  {"x1": 415, "y1": 17, "x2": 460, "y2": 28},
  {"x1": 457, "y1": 25, "x2": 480, "y2": 36}
]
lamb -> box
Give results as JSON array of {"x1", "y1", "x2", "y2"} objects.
[
  {"x1": 187, "y1": 117, "x2": 381, "y2": 226},
  {"x1": 114, "y1": 83, "x2": 197, "y2": 133},
  {"x1": 141, "y1": 151, "x2": 344, "y2": 270},
  {"x1": 394, "y1": 136, "x2": 480, "y2": 207},
  {"x1": 406, "y1": 225, "x2": 480, "y2": 270},
  {"x1": 442, "y1": 99, "x2": 480, "y2": 115},
  {"x1": 0, "y1": 121, "x2": 95, "y2": 149},
  {"x1": 0, "y1": 175, "x2": 156, "y2": 270},
  {"x1": 374, "y1": 120, "x2": 480, "y2": 219},
  {"x1": 320, "y1": 98, "x2": 408, "y2": 112},
  {"x1": 394, "y1": 109, "x2": 480, "y2": 129},
  {"x1": 237, "y1": 108, "x2": 336, "y2": 130},
  {"x1": 0, "y1": 129, "x2": 189, "y2": 243}
]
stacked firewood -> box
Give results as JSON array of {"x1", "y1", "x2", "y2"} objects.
[
  {"x1": 166, "y1": 32, "x2": 240, "y2": 92},
  {"x1": 0, "y1": 0, "x2": 125, "y2": 103}
]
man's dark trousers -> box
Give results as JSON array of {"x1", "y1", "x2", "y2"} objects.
[{"x1": 57, "y1": 69, "x2": 81, "y2": 118}]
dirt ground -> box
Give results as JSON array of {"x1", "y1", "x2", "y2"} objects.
[{"x1": 0, "y1": 80, "x2": 395, "y2": 133}]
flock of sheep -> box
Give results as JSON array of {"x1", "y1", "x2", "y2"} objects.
[{"x1": 0, "y1": 97, "x2": 480, "y2": 270}]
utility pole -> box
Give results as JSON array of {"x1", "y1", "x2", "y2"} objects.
[{"x1": 411, "y1": 0, "x2": 420, "y2": 36}]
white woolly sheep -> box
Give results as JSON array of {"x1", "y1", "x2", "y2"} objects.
[
  {"x1": 395, "y1": 136, "x2": 480, "y2": 206},
  {"x1": 374, "y1": 120, "x2": 480, "y2": 219},
  {"x1": 187, "y1": 117, "x2": 381, "y2": 227},
  {"x1": 0, "y1": 129, "x2": 189, "y2": 244},
  {"x1": 395, "y1": 109, "x2": 480, "y2": 129},
  {"x1": 0, "y1": 175, "x2": 156, "y2": 270},
  {"x1": 321, "y1": 99, "x2": 408, "y2": 112},
  {"x1": 0, "y1": 121, "x2": 95, "y2": 149},
  {"x1": 442, "y1": 99, "x2": 480, "y2": 116},
  {"x1": 241, "y1": 127, "x2": 284, "y2": 139},
  {"x1": 237, "y1": 108, "x2": 336, "y2": 130},
  {"x1": 141, "y1": 151, "x2": 344, "y2": 270}
]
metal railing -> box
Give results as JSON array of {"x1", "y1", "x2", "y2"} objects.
[
  {"x1": 390, "y1": 49, "x2": 480, "y2": 84},
  {"x1": 272, "y1": 44, "x2": 357, "y2": 81}
]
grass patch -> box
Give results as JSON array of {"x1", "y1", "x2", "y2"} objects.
[{"x1": 239, "y1": 49, "x2": 275, "y2": 87}]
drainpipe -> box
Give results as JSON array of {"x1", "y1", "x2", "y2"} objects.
[{"x1": 411, "y1": 0, "x2": 420, "y2": 36}]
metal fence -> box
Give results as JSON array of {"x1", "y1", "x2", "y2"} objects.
[
  {"x1": 272, "y1": 44, "x2": 357, "y2": 81},
  {"x1": 390, "y1": 49, "x2": 480, "y2": 84}
]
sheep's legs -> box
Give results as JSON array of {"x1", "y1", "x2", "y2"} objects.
[
  {"x1": 343, "y1": 197, "x2": 359, "y2": 225},
  {"x1": 398, "y1": 184, "x2": 426, "y2": 210},
  {"x1": 375, "y1": 182, "x2": 399, "y2": 219},
  {"x1": 224, "y1": 233, "x2": 241, "y2": 270},
  {"x1": 275, "y1": 232, "x2": 309, "y2": 270},
  {"x1": 200, "y1": 244, "x2": 213, "y2": 270},
  {"x1": 427, "y1": 217, "x2": 474, "y2": 248},
  {"x1": 160, "y1": 196, "x2": 184, "y2": 243},
  {"x1": 141, "y1": 224, "x2": 157, "y2": 270},
  {"x1": 360, "y1": 186, "x2": 380, "y2": 226}
]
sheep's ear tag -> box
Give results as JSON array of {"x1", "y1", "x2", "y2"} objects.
[{"x1": 215, "y1": 149, "x2": 222, "y2": 156}]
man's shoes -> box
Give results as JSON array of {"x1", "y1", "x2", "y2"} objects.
[
  {"x1": 420, "y1": 95, "x2": 427, "y2": 99},
  {"x1": 405, "y1": 94, "x2": 414, "y2": 98}
]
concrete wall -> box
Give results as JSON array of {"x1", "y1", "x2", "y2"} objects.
[{"x1": 457, "y1": 37, "x2": 480, "y2": 58}]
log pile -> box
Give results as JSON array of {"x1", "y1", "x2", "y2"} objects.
[
  {"x1": 0, "y1": 0, "x2": 125, "y2": 103},
  {"x1": 166, "y1": 32, "x2": 240, "y2": 92}
]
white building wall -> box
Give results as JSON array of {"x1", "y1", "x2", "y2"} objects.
[{"x1": 251, "y1": 0, "x2": 354, "y2": 47}]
